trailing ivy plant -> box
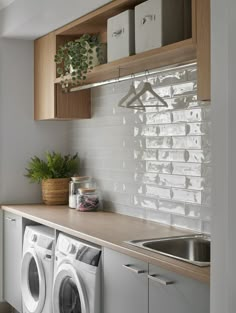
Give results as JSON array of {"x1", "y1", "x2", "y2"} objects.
[
  {"x1": 54, "y1": 34, "x2": 104, "y2": 92},
  {"x1": 25, "y1": 152, "x2": 79, "y2": 183}
]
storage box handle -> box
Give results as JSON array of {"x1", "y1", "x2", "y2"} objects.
[
  {"x1": 112, "y1": 28, "x2": 125, "y2": 37},
  {"x1": 141, "y1": 14, "x2": 156, "y2": 25}
]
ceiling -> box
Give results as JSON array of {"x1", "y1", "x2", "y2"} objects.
[
  {"x1": 0, "y1": 0, "x2": 16, "y2": 10},
  {"x1": 0, "y1": 0, "x2": 111, "y2": 39}
]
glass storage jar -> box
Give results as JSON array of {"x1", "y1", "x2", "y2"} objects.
[
  {"x1": 76, "y1": 188, "x2": 100, "y2": 212},
  {"x1": 69, "y1": 176, "x2": 91, "y2": 209}
]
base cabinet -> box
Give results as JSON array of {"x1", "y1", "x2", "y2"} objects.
[
  {"x1": 149, "y1": 264, "x2": 210, "y2": 313},
  {"x1": 103, "y1": 248, "x2": 148, "y2": 313},
  {"x1": 3, "y1": 212, "x2": 22, "y2": 312},
  {"x1": 103, "y1": 248, "x2": 210, "y2": 313}
]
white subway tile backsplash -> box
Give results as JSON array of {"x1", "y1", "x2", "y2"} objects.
[
  {"x1": 158, "y1": 149, "x2": 188, "y2": 162},
  {"x1": 172, "y1": 162, "x2": 202, "y2": 176},
  {"x1": 158, "y1": 123, "x2": 186, "y2": 136},
  {"x1": 172, "y1": 136, "x2": 204, "y2": 149},
  {"x1": 172, "y1": 82, "x2": 197, "y2": 97},
  {"x1": 145, "y1": 185, "x2": 172, "y2": 199},
  {"x1": 172, "y1": 188, "x2": 202, "y2": 204},
  {"x1": 148, "y1": 69, "x2": 188, "y2": 87},
  {"x1": 186, "y1": 176, "x2": 210, "y2": 190},
  {"x1": 159, "y1": 200, "x2": 185, "y2": 215},
  {"x1": 146, "y1": 137, "x2": 172, "y2": 149},
  {"x1": 187, "y1": 67, "x2": 197, "y2": 81},
  {"x1": 134, "y1": 125, "x2": 158, "y2": 137},
  {"x1": 157, "y1": 174, "x2": 186, "y2": 188},
  {"x1": 133, "y1": 195, "x2": 158, "y2": 210},
  {"x1": 172, "y1": 215, "x2": 201, "y2": 232},
  {"x1": 146, "y1": 112, "x2": 172, "y2": 124},
  {"x1": 187, "y1": 149, "x2": 211, "y2": 163},
  {"x1": 134, "y1": 149, "x2": 157, "y2": 161},
  {"x1": 134, "y1": 172, "x2": 157, "y2": 184},
  {"x1": 171, "y1": 95, "x2": 198, "y2": 110},
  {"x1": 152, "y1": 86, "x2": 172, "y2": 99},
  {"x1": 186, "y1": 122, "x2": 210, "y2": 136},
  {"x1": 146, "y1": 161, "x2": 172, "y2": 174},
  {"x1": 70, "y1": 65, "x2": 211, "y2": 233},
  {"x1": 145, "y1": 209, "x2": 171, "y2": 225},
  {"x1": 172, "y1": 108, "x2": 210, "y2": 123},
  {"x1": 185, "y1": 204, "x2": 211, "y2": 221}
]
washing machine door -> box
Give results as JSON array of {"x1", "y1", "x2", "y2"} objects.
[
  {"x1": 21, "y1": 248, "x2": 46, "y2": 313},
  {"x1": 53, "y1": 263, "x2": 89, "y2": 313}
]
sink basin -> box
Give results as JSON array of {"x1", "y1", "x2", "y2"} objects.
[{"x1": 126, "y1": 234, "x2": 210, "y2": 267}]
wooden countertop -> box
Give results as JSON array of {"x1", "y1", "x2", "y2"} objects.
[{"x1": 1, "y1": 204, "x2": 210, "y2": 284}]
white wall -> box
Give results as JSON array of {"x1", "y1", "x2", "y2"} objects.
[
  {"x1": 0, "y1": 0, "x2": 112, "y2": 39},
  {"x1": 211, "y1": 0, "x2": 236, "y2": 312},
  {"x1": 0, "y1": 38, "x2": 69, "y2": 301}
]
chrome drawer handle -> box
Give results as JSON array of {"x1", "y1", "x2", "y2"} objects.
[
  {"x1": 148, "y1": 274, "x2": 174, "y2": 286},
  {"x1": 123, "y1": 264, "x2": 145, "y2": 274},
  {"x1": 5, "y1": 217, "x2": 16, "y2": 222}
]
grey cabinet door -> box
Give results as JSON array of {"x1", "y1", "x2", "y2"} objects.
[
  {"x1": 103, "y1": 248, "x2": 148, "y2": 313},
  {"x1": 149, "y1": 264, "x2": 210, "y2": 313},
  {"x1": 3, "y1": 212, "x2": 22, "y2": 312}
]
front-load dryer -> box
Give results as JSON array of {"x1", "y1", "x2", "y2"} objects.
[
  {"x1": 52, "y1": 233, "x2": 102, "y2": 313},
  {"x1": 21, "y1": 225, "x2": 55, "y2": 313}
]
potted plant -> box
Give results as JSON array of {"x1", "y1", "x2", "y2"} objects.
[
  {"x1": 25, "y1": 152, "x2": 79, "y2": 205},
  {"x1": 54, "y1": 34, "x2": 106, "y2": 92}
]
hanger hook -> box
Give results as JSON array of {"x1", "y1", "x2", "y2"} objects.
[
  {"x1": 131, "y1": 73, "x2": 135, "y2": 85},
  {"x1": 145, "y1": 70, "x2": 148, "y2": 82}
]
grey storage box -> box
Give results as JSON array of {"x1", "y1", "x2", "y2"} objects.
[
  {"x1": 135, "y1": 0, "x2": 189, "y2": 54},
  {"x1": 107, "y1": 10, "x2": 135, "y2": 62}
]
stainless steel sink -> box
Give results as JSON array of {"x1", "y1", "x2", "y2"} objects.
[{"x1": 125, "y1": 234, "x2": 210, "y2": 267}]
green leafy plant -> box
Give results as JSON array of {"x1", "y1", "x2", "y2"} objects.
[
  {"x1": 54, "y1": 34, "x2": 105, "y2": 92},
  {"x1": 25, "y1": 152, "x2": 79, "y2": 183}
]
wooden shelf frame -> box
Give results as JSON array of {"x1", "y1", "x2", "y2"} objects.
[
  {"x1": 34, "y1": 0, "x2": 210, "y2": 120},
  {"x1": 55, "y1": 39, "x2": 196, "y2": 87},
  {"x1": 54, "y1": 0, "x2": 195, "y2": 89}
]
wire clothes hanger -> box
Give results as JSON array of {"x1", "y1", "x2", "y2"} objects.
[
  {"x1": 125, "y1": 70, "x2": 168, "y2": 110},
  {"x1": 118, "y1": 73, "x2": 144, "y2": 110}
]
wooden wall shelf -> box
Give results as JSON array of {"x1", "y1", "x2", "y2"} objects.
[
  {"x1": 34, "y1": 0, "x2": 210, "y2": 121},
  {"x1": 55, "y1": 39, "x2": 196, "y2": 86}
]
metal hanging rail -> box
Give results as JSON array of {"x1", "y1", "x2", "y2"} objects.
[{"x1": 70, "y1": 62, "x2": 197, "y2": 93}]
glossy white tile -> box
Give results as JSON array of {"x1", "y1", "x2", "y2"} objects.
[
  {"x1": 70, "y1": 64, "x2": 211, "y2": 233},
  {"x1": 146, "y1": 161, "x2": 172, "y2": 174},
  {"x1": 158, "y1": 149, "x2": 188, "y2": 162},
  {"x1": 157, "y1": 174, "x2": 186, "y2": 188},
  {"x1": 172, "y1": 215, "x2": 201, "y2": 232},
  {"x1": 145, "y1": 185, "x2": 172, "y2": 199},
  {"x1": 159, "y1": 200, "x2": 185, "y2": 215}
]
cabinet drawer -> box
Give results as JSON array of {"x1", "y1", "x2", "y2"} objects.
[
  {"x1": 103, "y1": 248, "x2": 148, "y2": 313},
  {"x1": 3, "y1": 212, "x2": 22, "y2": 312},
  {"x1": 149, "y1": 264, "x2": 210, "y2": 313}
]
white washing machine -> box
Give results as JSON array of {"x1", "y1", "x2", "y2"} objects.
[
  {"x1": 52, "y1": 233, "x2": 102, "y2": 313},
  {"x1": 21, "y1": 225, "x2": 55, "y2": 313}
]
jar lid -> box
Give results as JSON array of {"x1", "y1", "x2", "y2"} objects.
[
  {"x1": 71, "y1": 176, "x2": 90, "y2": 182},
  {"x1": 78, "y1": 188, "x2": 96, "y2": 194}
]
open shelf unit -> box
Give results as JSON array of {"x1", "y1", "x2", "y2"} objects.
[
  {"x1": 34, "y1": 0, "x2": 210, "y2": 120},
  {"x1": 54, "y1": 39, "x2": 196, "y2": 86}
]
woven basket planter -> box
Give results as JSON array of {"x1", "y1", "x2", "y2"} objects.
[{"x1": 41, "y1": 178, "x2": 70, "y2": 205}]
